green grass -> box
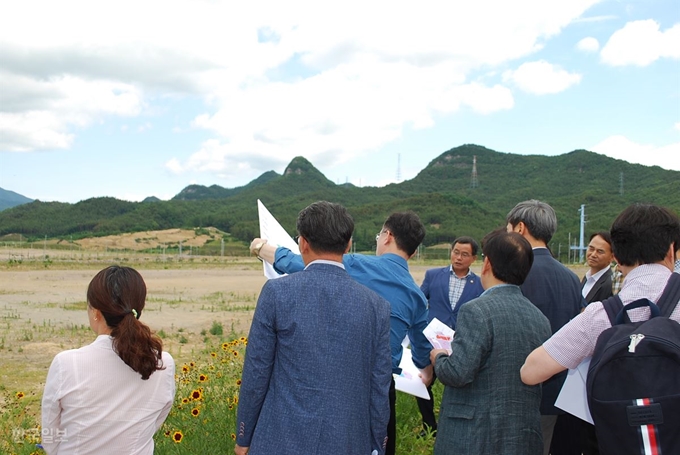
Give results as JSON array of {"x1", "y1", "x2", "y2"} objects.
[{"x1": 0, "y1": 326, "x2": 443, "y2": 454}]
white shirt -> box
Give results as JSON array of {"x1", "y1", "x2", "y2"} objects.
[
  {"x1": 41, "y1": 335, "x2": 175, "y2": 455},
  {"x1": 581, "y1": 266, "x2": 610, "y2": 298}
]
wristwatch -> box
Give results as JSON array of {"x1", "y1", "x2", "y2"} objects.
[{"x1": 253, "y1": 241, "x2": 267, "y2": 260}]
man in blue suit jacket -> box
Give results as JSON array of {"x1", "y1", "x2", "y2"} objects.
[
  {"x1": 236, "y1": 201, "x2": 392, "y2": 455},
  {"x1": 417, "y1": 236, "x2": 484, "y2": 435},
  {"x1": 252, "y1": 210, "x2": 433, "y2": 455}
]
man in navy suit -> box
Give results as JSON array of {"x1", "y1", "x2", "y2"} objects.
[
  {"x1": 236, "y1": 201, "x2": 392, "y2": 455},
  {"x1": 416, "y1": 236, "x2": 484, "y2": 436},
  {"x1": 506, "y1": 200, "x2": 584, "y2": 455}
]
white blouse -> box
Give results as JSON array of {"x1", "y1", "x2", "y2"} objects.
[{"x1": 41, "y1": 335, "x2": 175, "y2": 455}]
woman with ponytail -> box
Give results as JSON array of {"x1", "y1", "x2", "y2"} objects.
[{"x1": 41, "y1": 266, "x2": 175, "y2": 455}]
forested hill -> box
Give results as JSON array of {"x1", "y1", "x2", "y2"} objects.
[{"x1": 1, "y1": 145, "x2": 678, "y2": 253}]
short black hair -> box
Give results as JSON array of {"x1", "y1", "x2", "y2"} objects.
[
  {"x1": 296, "y1": 201, "x2": 354, "y2": 255},
  {"x1": 482, "y1": 229, "x2": 534, "y2": 285},
  {"x1": 589, "y1": 231, "x2": 612, "y2": 247},
  {"x1": 383, "y1": 211, "x2": 426, "y2": 256},
  {"x1": 506, "y1": 200, "x2": 557, "y2": 244},
  {"x1": 452, "y1": 236, "x2": 479, "y2": 256},
  {"x1": 610, "y1": 204, "x2": 680, "y2": 267}
]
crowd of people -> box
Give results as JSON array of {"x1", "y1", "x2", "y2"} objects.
[{"x1": 37, "y1": 199, "x2": 680, "y2": 455}]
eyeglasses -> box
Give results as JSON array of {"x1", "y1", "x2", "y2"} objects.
[
  {"x1": 376, "y1": 229, "x2": 390, "y2": 242},
  {"x1": 294, "y1": 235, "x2": 300, "y2": 244},
  {"x1": 452, "y1": 250, "x2": 472, "y2": 259}
]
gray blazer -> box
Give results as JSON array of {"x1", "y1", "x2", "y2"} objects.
[
  {"x1": 236, "y1": 263, "x2": 392, "y2": 455},
  {"x1": 433, "y1": 285, "x2": 552, "y2": 455}
]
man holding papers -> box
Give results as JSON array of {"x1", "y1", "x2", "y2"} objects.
[
  {"x1": 251, "y1": 209, "x2": 432, "y2": 455},
  {"x1": 417, "y1": 236, "x2": 484, "y2": 437},
  {"x1": 236, "y1": 202, "x2": 391, "y2": 455},
  {"x1": 430, "y1": 230, "x2": 551, "y2": 455}
]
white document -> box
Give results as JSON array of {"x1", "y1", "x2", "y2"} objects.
[
  {"x1": 257, "y1": 199, "x2": 300, "y2": 279},
  {"x1": 423, "y1": 318, "x2": 455, "y2": 353},
  {"x1": 554, "y1": 357, "x2": 593, "y2": 424},
  {"x1": 393, "y1": 346, "x2": 430, "y2": 400}
]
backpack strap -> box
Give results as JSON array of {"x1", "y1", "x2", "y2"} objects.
[
  {"x1": 601, "y1": 295, "x2": 624, "y2": 326},
  {"x1": 614, "y1": 299, "x2": 661, "y2": 325},
  {"x1": 657, "y1": 272, "x2": 680, "y2": 317}
]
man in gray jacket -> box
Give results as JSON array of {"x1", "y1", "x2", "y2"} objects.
[{"x1": 431, "y1": 230, "x2": 552, "y2": 455}]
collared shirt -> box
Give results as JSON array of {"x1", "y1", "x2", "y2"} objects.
[
  {"x1": 275, "y1": 248, "x2": 431, "y2": 373},
  {"x1": 449, "y1": 266, "x2": 471, "y2": 311},
  {"x1": 675, "y1": 259, "x2": 680, "y2": 273},
  {"x1": 581, "y1": 266, "x2": 610, "y2": 299},
  {"x1": 611, "y1": 264, "x2": 624, "y2": 295},
  {"x1": 544, "y1": 264, "x2": 680, "y2": 370},
  {"x1": 41, "y1": 335, "x2": 175, "y2": 455},
  {"x1": 304, "y1": 259, "x2": 345, "y2": 270}
]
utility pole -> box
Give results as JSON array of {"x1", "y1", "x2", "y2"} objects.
[
  {"x1": 569, "y1": 205, "x2": 587, "y2": 263},
  {"x1": 578, "y1": 204, "x2": 586, "y2": 263}
]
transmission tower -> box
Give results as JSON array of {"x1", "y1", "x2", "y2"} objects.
[
  {"x1": 396, "y1": 154, "x2": 402, "y2": 182},
  {"x1": 470, "y1": 155, "x2": 479, "y2": 188},
  {"x1": 619, "y1": 172, "x2": 624, "y2": 196}
]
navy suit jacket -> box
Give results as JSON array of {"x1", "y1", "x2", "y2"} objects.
[
  {"x1": 421, "y1": 266, "x2": 484, "y2": 329},
  {"x1": 520, "y1": 248, "x2": 584, "y2": 415},
  {"x1": 236, "y1": 263, "x2": 392, "y2": 454},
  {"x1": 581, "y1": 268, "x2": 613, "y2": 304}
]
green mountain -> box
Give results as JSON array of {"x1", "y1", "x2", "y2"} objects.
[
  {"x1": 1, "y1": 145, "x2": 678, "y2": 258},
  {"x1": 0, "y1": 187, "x2": 33, "y2": 211}
]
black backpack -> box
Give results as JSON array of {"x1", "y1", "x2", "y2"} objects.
[{"x1": 586, "y1": 273, "x2": 680, "y2": 455}]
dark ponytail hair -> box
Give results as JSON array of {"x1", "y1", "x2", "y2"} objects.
[{"x1": 87, "y1": 266, "x2": 164, "y2": 380}]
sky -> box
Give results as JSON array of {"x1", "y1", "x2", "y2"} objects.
[{"x1": 1, "y1": 0, "x2": 679, "y2": 203}]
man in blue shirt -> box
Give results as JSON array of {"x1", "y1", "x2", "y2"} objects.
[{"x1": 251, "y1": 210, "x2": 433, "y2": 455}]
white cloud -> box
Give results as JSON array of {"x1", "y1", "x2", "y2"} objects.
[
  {"x1": 601, "y1": 20, "x2": 680, "y2": 66},
  {"x1": 576, "y1": 37, "x2": 600, "y2": 52},
  {"x1": 503, "y1": 60, "x2": 582, "y2": 95},
  {"x1": 674, "y1": 122, "x2": 680, "y2": 131},
  {"x1": 165, "y1": 158, "x2": 183, "y2": 174},
  {"x1": 591, "y1": 135, "x2": 680, "y2": 171},
  {"x1": 0, "y1": 72, "x2": 142, "y2": 151},
  {"x1": 1, "y1": 0, "x2": 600, "y2": 177}
]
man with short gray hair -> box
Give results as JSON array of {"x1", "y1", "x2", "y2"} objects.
[{"x1": 506, "y1": 199, "x2": 584, "y2": 455}]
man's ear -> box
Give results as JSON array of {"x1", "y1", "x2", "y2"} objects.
[
  {"x1": 344, "y1": 239, "x2": 352, "y2": 254},
  {"x1": 298, "y1": 236, "x2": 310, "y2": 255},
  {"x1": 481, "y1": 256, "x2": 492, "y2": 275}
]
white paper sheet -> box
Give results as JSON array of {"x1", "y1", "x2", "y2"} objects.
[
  {"x1": 257, "y1": 199, "x2": 299, "y2": 279},
  {"x1": 554, "y1": 357, "x2": 593, "y2": 424},
  {"x1": 423, "y1": 318, "x2": 455, "y2": 353},
  {"x1": 394, "y1": 347, "x2": 430, "y2": 400}
]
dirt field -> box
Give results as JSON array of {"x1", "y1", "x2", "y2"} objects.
[
  {"x1": 0, "y1": 249, "x2": 587, "y2": 404},
  {"x1": 0, "y1": 263, "x2": 269, "y2": 395}
]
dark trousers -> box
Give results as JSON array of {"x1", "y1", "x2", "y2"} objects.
[
  {"x1": 415, "y1": 379, "x2": 438, "y2": 432},
  {"x1": 387, "y1": 379, "x2": 396, "y2": 455},
  {"x1": 549, "y1": 413, "x2": 599, "y2": 455}
]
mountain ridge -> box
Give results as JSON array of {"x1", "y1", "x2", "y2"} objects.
[{"x1": 1, "y1": 144, "x2": 678, "y2": 256}]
